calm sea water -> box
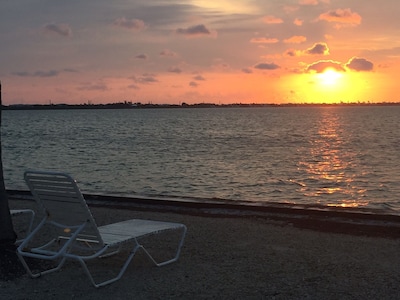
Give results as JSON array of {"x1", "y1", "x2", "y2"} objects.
[{"x1": 3, "y1": 106, "x2": 400, "y2": 212}]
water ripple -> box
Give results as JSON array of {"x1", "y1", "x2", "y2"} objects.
[{"x1": 3, "y1": 106, "x2": 400, "y2": 213}]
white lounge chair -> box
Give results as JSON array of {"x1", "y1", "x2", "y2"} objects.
[{"x1": 17, "y1": 170, "x2": 187, "y2": 288}]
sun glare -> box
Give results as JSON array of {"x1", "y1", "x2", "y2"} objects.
[
  {"x1": 284, "y1": 64, "x2": 383, "y2": 104},
  {"x1": 317, "y1": 68, "x2": 343, "y2": 86}
]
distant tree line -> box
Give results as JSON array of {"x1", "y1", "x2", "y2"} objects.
[{"x1": 2, "y1": 101, "x2": 400, "y2": 110}]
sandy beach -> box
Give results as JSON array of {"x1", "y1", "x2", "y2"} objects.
[{"x1": 3, "y1": 197, "x2": 400, "y2": 300}]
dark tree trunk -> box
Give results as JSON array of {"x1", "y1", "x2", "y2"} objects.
[
  {"x1": 0, "y1": 81, "x2": 15, "y2": 244},
  {"x1": 0, "y1": 81, "x2": 22, "y2": 281}
]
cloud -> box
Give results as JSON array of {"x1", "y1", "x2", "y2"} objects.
[
  {"x1": 12, "y1": 71, "x2": 30, "y2": 77},
  {"x1": 113, "y1": 17, "x2": 146, "y2": 31},
  {"x1": 131, "y1": 73, "x2": 158, "y2": 84},
  {"x1": 254, "y1": 62, "x2": 280, "y2": 70},
  {"x1": 189, "y1": 81, "x2": 198, "y2": 87},
  {"x1": 305, "y1": 42, "x2": 330, "y2": 55},
  {"x1": 168, "y1": 66, "x2": 182, "y2": 73},
  {"x1": 42, "y1": 23, "x2": 72, "y2": 37},
  {"x1": 306, "y1": 60, "x2": 345, "y2": 73},
  {"x1": 159, "y1": 49, "x2": 177, "y2": 57},
  {"x1": 318, "y1": 8, "x2": 362, "y2": 27},
  {"x1": 242, "y1": 68, "x2": 253, "y2": 74},
  {"x1": 12, "y1": 68, "x2": 78, "y2": 77},
  {"x1": 13, "y1": 70, "x2": 60, "y2": 77},
  {"x1": 193, "y1": 75, "x2": 205, "y2": 81},
  {"x1": 77, "y1": 82, "x2": 108, "y2": 91},
  {"x1": 211, "y1": 58, "x2": 230, "y2": 70},
  {"x1": 33, "y1": 70, "x2": 60, "y2": 77},
  {"x1": 293, "y1": 18, "x2": 303, "y2": 26},
  {"x1": 284, "y1": 35, "x2": 307, "y2": 44},
  {"x1": 127, "y1": 84, "x2": 140, "y2": 90},
  {"x1": 346, "y1": 57, "x2": 374, "y2": 72},
  {"x1": 250, "y1": 37, "x2": 279, "y2": 44},
  {"x1": 135, "y1": 54, "x2": 148, "y2": 59},
  {"x1": 175, "y1": 24, "x2": 215, "y2": 37},
  {"x1": 284, "y1": 5, "x2": 299, "y2": 13},
  {"x1": 262, "y1": 16, "x2": 284, "y2": 24},
  {"x1": 299, "y1": 0, "x2": 319, "y2": 5},
  {"x1": 306, "y1": 57, "x2": 373, "y2": 73},
  {"x1": 284, "y1": 49, "x2": 301, "y2": 57},
  {"x1": 299, "y1": 0, "x2": 332, "y2": 5}
]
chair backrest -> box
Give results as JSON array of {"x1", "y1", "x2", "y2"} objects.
[{"x1": 24, "y1": 170, "x2": 102, "y2": 243}]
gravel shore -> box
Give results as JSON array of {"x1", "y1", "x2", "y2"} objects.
[{"x1": 3, "y1": 198, "x2": 400, "y2": 299}]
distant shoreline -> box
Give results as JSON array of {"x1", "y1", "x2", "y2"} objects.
[{"x1": 3, "y1": 101, "x2": 400, "y2": 110}]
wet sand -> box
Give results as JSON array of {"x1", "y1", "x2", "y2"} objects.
[{"x1": 3, "y1": 197, "x2": 400, "y2": 299}]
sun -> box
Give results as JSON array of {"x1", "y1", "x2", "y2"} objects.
[
  {"x1": 285, "y1": 68, "x2": 348, "y2": 103},
  {"x1": 316, "y1": 68, "x2": 343, "y2": 86},
  {"x1": 285, "y1": 67, "x2": 377, "y2": 104}
]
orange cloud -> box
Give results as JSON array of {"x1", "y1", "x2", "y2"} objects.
[
  {"x1": 250, "y1": 37, "x2": 279, "y2": 44},
  {"x1": 168, "y1": 66, "x2": 182, "y2": 73},
  {"x1": 306, "y1": 60, "x2": 345, "y2": 73},
  {"x1": 193, "y1": 75, "x2": 206, "y2": 81},
  {"x1": 263, "y1": 16, "x2": 284, "y2": 24},
  {"x1": 242, "y1": 68, "x2": 253, "y2": 74},
  {"x1": 284, "y1": 49, "x2": 301, "y2": 57},
  {"x1": 318, "y1": 8, "x2": 362, "y2": 27},
  {"x1": 293, "y1": 18, "x2": 303, "y2": 26},
  {"x1": 284, "y1": 35, "x2": 307, "y2": 44},
  {"x1": 159, "y1": 49, "x2": 178, "y2": 58},
  {"x1": 305, "y1": 42, "x2": 330, "y2": 55},
  {"x1": 254, "y1": 62, "x2": 280, "y2": 70},
  {"x1": 130, "y1": 73, "x2": 158, "y2": 84},
  {"x1": 299, "y1": 0, "x2": 318, "y2": 5},
  {"x1": 284, "y1": 5, "x2": 299, "y2": 13},
  {"x1": 346, "y1": 57, "x2": 374, "y2": 72}
]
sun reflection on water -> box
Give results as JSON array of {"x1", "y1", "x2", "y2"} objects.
[{"x1": 297, "y1": 108, "x2": 369, "y2": 208}]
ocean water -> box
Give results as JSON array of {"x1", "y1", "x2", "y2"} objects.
[{"x1": 2, "y1": 106, "x2": 400, "y2": 212}]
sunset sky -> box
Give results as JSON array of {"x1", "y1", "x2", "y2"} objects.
[{"x1": 1, "y1": 0, "x2": 400, "y2": 105}]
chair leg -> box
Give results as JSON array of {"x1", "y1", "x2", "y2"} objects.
[
  {"x1": 99, "y1": 245, "x2": 122, "y2": 258},
  {"x1": 17, "y1": 251, "x2": 67, "y2": 278},
  {"x1": 76, "y1": 243, "x2": 141, "y2": 288},
  {"x1": 139, "y1": 226, "x2": 187, "y2": 267}
]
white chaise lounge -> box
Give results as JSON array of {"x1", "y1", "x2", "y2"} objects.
[{"x1": 17, "y1": 170, "x2": 187, "y2": 287}]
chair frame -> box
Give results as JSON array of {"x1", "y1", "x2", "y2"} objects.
[{"x1": 17, "y1": 170, "x2": 187, "y2": 288}]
